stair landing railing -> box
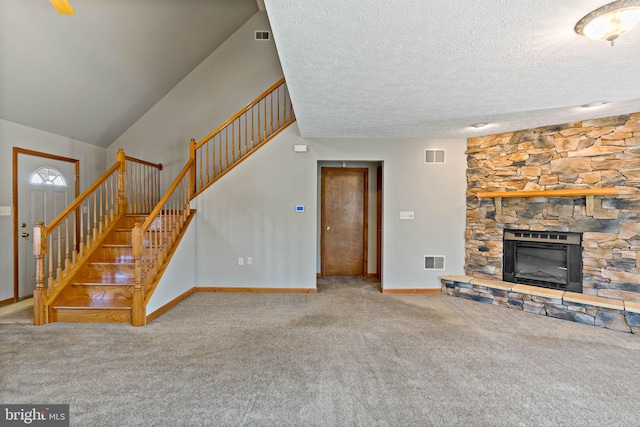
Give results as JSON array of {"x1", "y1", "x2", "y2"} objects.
[
  {"x1": 33, "y1": 149, "x2": 162, "y2": 325},
  {"x1": 131, "y1": 159, "x2": 193, "y2": 326},
  {"x1": 190, "y1": 77, "x2": 295, "y2": 199}
]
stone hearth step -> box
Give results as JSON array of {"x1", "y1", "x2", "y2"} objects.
[
  {"x1": 511, "y1": 284, "x2": 564, "y2": 300},
  {"x1": 439, "y1": 275, "x2": 640, "y2": 334},
  {"x1": 564, "y1": 292, "x2": 625, "y2": 310},
  {"x1": 470, "y1": 278, "x2": 514, "y2": 291},
  {"x1": 624, "y1": 301, "x2": 640, "y2": 313}
]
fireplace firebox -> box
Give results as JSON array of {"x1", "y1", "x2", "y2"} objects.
[{"x1": 503, "y1": 230, "x2": 582, "y2": 293}]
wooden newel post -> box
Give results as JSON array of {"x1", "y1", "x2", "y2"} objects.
[
  {"x1": 117, "y1": 148, "x2": 126, "y2": 215},
  {"x1": 132, "y1": 224, "x2": 146, "y2": 326},
  {"x1": 188, "y1": 139, "x2": 196, "y2": 200},
  {"x1": 33, "y1": 222, "x2": 47, "y2": 326}
]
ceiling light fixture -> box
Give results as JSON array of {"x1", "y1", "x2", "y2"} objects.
[
  {"x1": 472, "y1": 123, "x2": 488, "y2": 129},
  {"x1": 583, "y1": 101, "x2": 607, "y2": 108},
  {"x1": 575, "y1": 0, "x2": 640, "y2": 45},
  {"x1": 50, "y1": 0, "x2": 75, "y2": 15}
]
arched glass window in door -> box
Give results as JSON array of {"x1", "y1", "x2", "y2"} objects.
[{"x1": 30, "y1": 166, "x2": 68, "y2": 187}]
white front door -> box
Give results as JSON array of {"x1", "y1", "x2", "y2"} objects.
[{"x1": 17, "y1": 156, "x2": 75, "y2": 298}]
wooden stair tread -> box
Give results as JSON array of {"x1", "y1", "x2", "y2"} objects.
[
  {"x1": 89, "y1": 261, "x2": 135, "y2": 266},
  {"x1": 113, "y1": 228, "x2": 163, "y2": 232},
  {"x1": 53, "y1": 298, "x2": 132, "y2": 309},
  {"x1": 71, "y1": 277, "x2": 135, "y2": 285}
]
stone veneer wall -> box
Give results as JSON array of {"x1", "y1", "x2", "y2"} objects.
[{"x1": 465, "y1": 112, "x2": 640, "y2": 302}]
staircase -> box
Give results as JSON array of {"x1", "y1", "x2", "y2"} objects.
[
  {"x1": 48, "y1": 214, "x2": 148, "y2": 323},
  {"x1": 33, "y1": 78, "x2": 295, "y2": 326}
]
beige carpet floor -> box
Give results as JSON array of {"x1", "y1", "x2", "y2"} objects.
[
  {"x1": 1, "y1": 276, "x2": 639, "y2": 426},
  {"x1": 0, "y1": 298, "x2": 33, "y2": 324}
]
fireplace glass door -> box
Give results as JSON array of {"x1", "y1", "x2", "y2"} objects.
[
  {"x1": 515, "y1": 243, "x2": 567, "y2": 286},
  {"x1": 503, "y1": 229, "x2": 582, "y2": 292}
]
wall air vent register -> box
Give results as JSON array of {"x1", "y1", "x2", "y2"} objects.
[
  {"x1": 425, "y1": 256, "x2": 445, "y2": 270},
  {"x1": 255, "y1": 31, "x2": 270, "y2": 40},
  {"x1": 424, "y1": 149, "x2": 445, "y2": 164}
]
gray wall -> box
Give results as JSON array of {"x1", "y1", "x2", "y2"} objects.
[
  {"x1": 192, "y1": 127, "x2": 317, "y2": 288},
  {"x1": 193, "y1": 123, "x2": 467, "y2": 290},
  {"x1": 146, "y1": 218, "x2": 195, "y2": 315},
  {"x1": 107, "y1": 11, "x2": 284, "y2": 178},
  {"x1": 0, "y1": 119, "x2": 106, "y2": 301}
]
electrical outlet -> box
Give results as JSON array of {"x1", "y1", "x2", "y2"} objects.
[
  {"x1": 238, "y1": 257, "x2": 244, "y2": 266},
  {"x1": 247, "y1": 257, "x2": 252, "y2": 265},
  {"x1": 0, "y1": 206, "x2": 11, "y2": 216}
]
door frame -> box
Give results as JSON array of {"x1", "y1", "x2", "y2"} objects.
[
  {"x1": 376, "y1": 164, "x2": 383, "y2": 280},
  {"x1": 320, "y1": 167, "x2": 368, "y2": 277},
  {"x1": 12, "y1": 148, "x2": 79, "y2": 302}
]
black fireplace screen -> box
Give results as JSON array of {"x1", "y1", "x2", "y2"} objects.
[
  {"x1": 515, "y1": 244, "x2": 567, "y2": 285},
  {"x1": 503, "y1": 230, "x2": 582, "y2": 293}
]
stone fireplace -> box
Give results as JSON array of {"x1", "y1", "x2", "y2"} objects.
[{"x1": 465, "y1": 112, "x2": 640, "y2": 304}]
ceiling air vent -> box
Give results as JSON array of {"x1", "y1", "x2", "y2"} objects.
[
  {"x1": 255, "y1": 31, "x2": 270, "y2": 41},
  {"x1": 424, "y1": 149, "x2": 445, "y2": 164},
  {"x1": 425, "y1": 256, "x2": 445, "y2": 270}
]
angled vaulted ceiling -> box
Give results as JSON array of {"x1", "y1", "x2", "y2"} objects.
[
  {"x1": 264, "y1": 0, "x2": 640, "y2": 139},
  {"x1": 0, "y1": 0, "x2": 258, "y2": 147}
]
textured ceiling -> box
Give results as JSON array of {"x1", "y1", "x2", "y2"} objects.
[
  {"x1": 264, "y1": 0, "x2": 640, "y2": 139},
  {"x1": 0, "y1": 0, "x2": 258, "y2": 147}
]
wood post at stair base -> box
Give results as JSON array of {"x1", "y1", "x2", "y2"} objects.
[
  {"x1": 132, "y1": 287, "x2": 146, "y2": 327},
  {"x1": 33, "y1": 287, "x2": 47, "y2": 326},
  {"x1": 33, "y1": 222, "x2": 47, "y2": 325},
  {"x1": 132, "y1": 223, "x2": 146, "y2": 326}
]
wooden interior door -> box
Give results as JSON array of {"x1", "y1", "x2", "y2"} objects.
[{"x1": 321, "y1": 167, "x2": 368, "y2": 276}]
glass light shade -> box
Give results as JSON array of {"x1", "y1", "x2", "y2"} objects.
[
  {"x1": 50, "y1": 0, "x2": 75, "y2": 15},
  {"x1": 575, "y1": 1, "x2": 640, "y2": 44}
]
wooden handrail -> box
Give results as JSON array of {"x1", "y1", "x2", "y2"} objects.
[
  {"x1": 195, "y1": 77, "x2": 286, "y2": 149},
  {"x1": 45, "y1": 162, "x2": 120, "y2": 233},
  {"x1": 141, "y1": 159, "x2": 192, "y2": 232},
  {"x1": 191, "y1": 78, "x2": 295, "y2": 199},
  {"x1": 132, "y1": 158, "x2": 192, "y2": 326},
  {"x1": 189, "y1": 117, "x2": 295, "y2": 201},
  {"x1": 125, "y1": 155, "x2": 163, "y2": 170},
  {"x1": 477, "y1": 188, "x2": 619, "y2": 199}
]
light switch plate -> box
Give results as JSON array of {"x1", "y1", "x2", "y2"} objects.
[
  {"x1": 400, "y1": 211, "x2": 414, "y2": 220},
  {"x1": 0, "y1": 206, "x2": 11, "y2": 216}
]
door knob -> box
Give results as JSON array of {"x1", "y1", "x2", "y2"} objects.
[
  {"x1": 22, "y1": 232, "x2": 30, "y2": 238},
  {"x1": 21, "y1": 223, "x2": 27, "y2": 228},
  {"x1": 326, "y1": 226, "x2": 330, "y2": 231}
]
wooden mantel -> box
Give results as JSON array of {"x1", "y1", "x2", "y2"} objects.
[
  {"x1": 476, "y1": 188, "x2": 619, "y2": 216},
  {"x1": 476, "y1": 188, "x2": 618, "y2": 199}
]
